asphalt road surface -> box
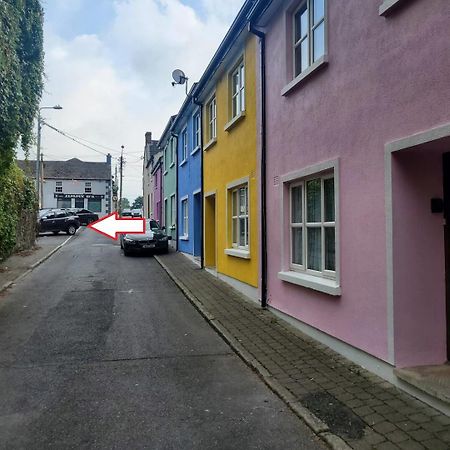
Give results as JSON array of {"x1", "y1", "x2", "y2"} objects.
[{"x1": 0, "y1": 228, "x2": 324, "y2": 449}]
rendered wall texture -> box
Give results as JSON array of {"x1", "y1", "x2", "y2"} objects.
[
  {"x1": 264, "y1": 0, "x2": 450, "y2": 364},
  {"x1": 203, "y1": 35, "x2": 259, "y2": 288}
]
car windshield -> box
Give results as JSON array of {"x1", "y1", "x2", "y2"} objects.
[{"x1": 147, "y1": 220, "x2": 160, "y2": 231}]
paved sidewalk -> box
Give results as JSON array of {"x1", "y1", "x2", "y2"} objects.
[
  {"x1": 155, "y1": 252, "x2": 450, "y2": 450},
  {"x1": 0, "y1": 234, "x2": 73, "y2": 293}
]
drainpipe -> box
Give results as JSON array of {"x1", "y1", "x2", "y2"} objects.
[
  {"x1": 171, "y1": 133, "x2": 179, "y2": 251},
  {"x1": 249, "y1": 23, "x2": 267, "y2": 309},
  {"x1": 194, "y1": 97, "x2": 205, "y2": 269}
]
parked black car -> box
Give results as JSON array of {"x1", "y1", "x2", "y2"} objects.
[
  {"x1": 69, "y1": 208, "x2": 99, "y2": 225},
  {"x1": 38, "y1": 209, "x2": 80, "y2": 235},
  {"x1": 120, "y1": 219, "x2": 171, "y2": 256}
]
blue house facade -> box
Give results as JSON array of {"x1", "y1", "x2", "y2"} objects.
[{"x1": 173, "y1": 90, "x2": 202, "y2": 259}]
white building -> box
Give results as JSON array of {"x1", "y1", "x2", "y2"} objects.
[{"x1": 18, "y1": 156, "x2": 112, "y2": 215}]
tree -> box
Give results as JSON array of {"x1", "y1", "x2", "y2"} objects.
[
  {"x1": 121, "y1": 198, "x2": 130, "y2": 210},
  {"x1": 0, "y1": 0, "x2": 44, "y2": 260},
  {"x1": 132, "y1": 196, "x2": 143, "y2": 209}
]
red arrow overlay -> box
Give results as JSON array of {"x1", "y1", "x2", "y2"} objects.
[{"x1": 87, "y1": 212, "x2": 146, "y2": 240}]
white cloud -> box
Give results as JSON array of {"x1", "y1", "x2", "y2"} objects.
[{"x1": 32, "y1": 0, "x2": 243, "y2": 201}]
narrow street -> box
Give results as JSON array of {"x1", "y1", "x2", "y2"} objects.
[{"x1": 0, "y1": 229, "x2": 323, "y2": 449}]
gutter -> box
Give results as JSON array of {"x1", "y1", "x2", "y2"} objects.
[
  {"x1": 248, "y1": 22, "x2": 268, "y2": 309},
  {"x1": 193, "y1": 97, "x2": 204, "y2": 269},
  {"x1": 171, "y1": 133, "x2": 179, "y2": 252}
]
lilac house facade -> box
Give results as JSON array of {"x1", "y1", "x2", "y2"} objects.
[{"x1": 257, "y1": 0, "x2": 450, "y2": 395}]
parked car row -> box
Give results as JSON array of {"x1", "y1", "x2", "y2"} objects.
[{"x1": 37, "y1": 208, "x2": 99, "y2": 235}]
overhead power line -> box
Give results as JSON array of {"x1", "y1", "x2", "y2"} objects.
[{"x1": 42, "y1": 121, "x2": 114, "y2": 158}]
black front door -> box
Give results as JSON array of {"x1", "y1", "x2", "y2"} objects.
[{"x1": 442, "y1": 152, "x2": 450, "y2": 360}]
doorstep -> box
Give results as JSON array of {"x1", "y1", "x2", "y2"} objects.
[{"x1": 395, "y1": 364, "x2": 450, "y2": 404}]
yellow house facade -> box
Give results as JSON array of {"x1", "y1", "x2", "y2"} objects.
[{"x1": 200, "y1": 33, "x2": 259, "y2": 295}]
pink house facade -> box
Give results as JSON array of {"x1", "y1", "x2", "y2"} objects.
[
  {"x1": 257, "y1": 0, "x2": 450, "y2": 401},
  {"x1": 152, "y1": 158, "x2": 163, "y2": 224}
]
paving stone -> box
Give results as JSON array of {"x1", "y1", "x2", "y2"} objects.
[
  {"x1": 372, "y1": 421, "x2": 398, "y2": 434},
  {"x1": 407, "y1": 429, "x2": 433, "y2": 442},
  {"x1": 398, "y1": 441, "x2": 425, "y2": 450},
  {"x1": 376, "y1": 442, "x2": 401, "y2": 450},
  {"x1": 422, "y1": 439, "x2": 449, "y2": 450},
  {"x1": 385, "y1": 429, "x2": 409, "y2": 443}
]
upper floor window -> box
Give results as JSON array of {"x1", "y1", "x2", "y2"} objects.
[
  {"x1": 206, "y1": 96, "x2": 217, "y2": 142},
  {"x1": 55, "y1": 181, "x2": 62, "y2": 193},
  {"x1": 181, "y1": 128, "x2": 188, "y2": 162},
  {"x1": 85, "y1": 182, "x2": 92, "y2": 193},
  {"x1": 193, "y1": 113, "x2": 201, "y2": 150},
  {"x1": 231, "y1": 61, "x2": 245, "y2": 119},
  {"x1": 293, "y1": 0, "x2": 325, "y2": 78}
]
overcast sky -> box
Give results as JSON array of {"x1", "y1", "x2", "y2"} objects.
[{"x1": 29, "y1": 0, "x2": 244, "y2": 201}]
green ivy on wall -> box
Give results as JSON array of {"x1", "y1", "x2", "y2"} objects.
[{"x1": 0, "y1": 0, "x2": 44, "y2": 260}]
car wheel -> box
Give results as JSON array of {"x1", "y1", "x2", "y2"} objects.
[
  {"x1": 123, "y1": 248, "x2": 131, "y2": 257},
  {"x1": 67, "y1": 225, "x2": 77, "y2": 235},
  {"x1": 52, "y1": 231, "x2": 59, "y2": 235}
]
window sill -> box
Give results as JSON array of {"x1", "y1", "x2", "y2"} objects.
[
  {"x1": 281, "y1": 56, "x2": 328, "y2": 97},
  {"x1": 180, "y1": 235, "x2": 189, "y2": 241},
  {"x1": 224, "y1": 111, "x2": 245, "y2": 132},
  {"x1": 170, "y1": 162, "x2": 175, "y2": 168},
  {"x1": 163, "y1": 171, "x2": 168, "y2": 176},
  {"x1": 191, "y1": 146, "x2": 200, "y2": 156},
  {"x1": 277, "y1": 271, "x2": 341, "y2": 296},
  {"x1": 379, "y1": 0, "x2": 404, "y2": 16},
  {"x1": 225, "y1": 248, "x2": 250, "y2": 259},
  {"x1": 204, "y1": 138, "x2": 217, "y2": 151},
  {"x1": 179, "y1": 159, "x2": 187, "y2": 167}
]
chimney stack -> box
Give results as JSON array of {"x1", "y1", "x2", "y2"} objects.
[
  {"x1": 145, "y1": 132, "x2": 153, "y2": 145},
  {"x1": 106, "y1": 153, "x2": 112, "y2": 165}
]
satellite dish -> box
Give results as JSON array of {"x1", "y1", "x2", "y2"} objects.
[{"x1": 172, "y1": 69, "x2": 186, "y2": 85}]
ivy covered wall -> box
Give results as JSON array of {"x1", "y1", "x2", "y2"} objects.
[{"x1": 0, "y1": 0, "x2": 44, "y2": 260}]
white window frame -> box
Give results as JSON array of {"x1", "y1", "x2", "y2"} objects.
[
  {"x1": 206, "y1": 96, "x2": 217, "y2": 142},
  {"x1": 170, "y1": 137, "x2": 175, "y2": 167},
  {"x1": 85, "y1": 181, "x2": 92, "y2": 194},
  {"x1": 181, "y1": 197, "x2": 189, "y2": 239},
  {"x1": 55, "y1": 181, "x2": 62, "y2": 193},
  {"x1": 180, "y1": 128, "x2": 188, "y2": 164},
  {"x1": 289, "y1": 174, "x2": 335, "y2": 278},
  {"x1": 230, "y1": 60, "x2": 245, "y2": 119},
  {"x1": 230, "y1": 183, "x2": 249, "y2": 250},
  {"x1": 170, "y1": 194, "x2": 176, "y2": 228},
  {"x1": 192, "y1": 112, "x2": 201, "y2": 153},
  {"x1": 292, "y1": 0, "x2": 326, "y2": 79},
  {"x1": 278, "y1": 159, "x2": 340, "y2": 296}
]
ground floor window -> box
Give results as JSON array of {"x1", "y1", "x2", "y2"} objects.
[
  {"x1": 88, "y1": 198, "x2": 102, "y2": 213},
  {"x1": 181, "y1": 198, "x2": 189, "y2": 238},
  {"x1": 170, "y1": 194, "x2": 176, "y2": 228},
  {"x1": 231, "y1": 184, "x2": 248, "y2": 249},
  {"x1": 57, "y1": 198, "x2": 71, "y2": 209},
  {"x1": 75, "y1": 198, "x2": 84, "y2": 209},
  {"x1": 289, "y1": 172, "x2": 336, "y2": 276}
]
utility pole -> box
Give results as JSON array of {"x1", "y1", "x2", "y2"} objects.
[
  {"x1": 35, "y1": 105, "x2": 62, "y2": 207},
  {"x1": 113, "y1": 164, "x2": 118, "y2": 212},
  {"x1": 40, "y1": 153, "x2": 44, "y2": 205},
  {"x1": 119, "y1": 145, "x2": 124, "y2": 214}
]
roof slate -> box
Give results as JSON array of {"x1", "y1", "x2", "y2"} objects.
[{"x1": 17, "y1": 158, "x2": 111, "y2": 180}]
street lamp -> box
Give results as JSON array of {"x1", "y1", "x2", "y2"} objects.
[{"x1": 36, "y1": 105, "x2": 62, "y2": 207}]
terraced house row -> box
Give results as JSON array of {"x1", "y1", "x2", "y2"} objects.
[{"x1": 143, "y1": 0, "x2": 450, "y2": 412}]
